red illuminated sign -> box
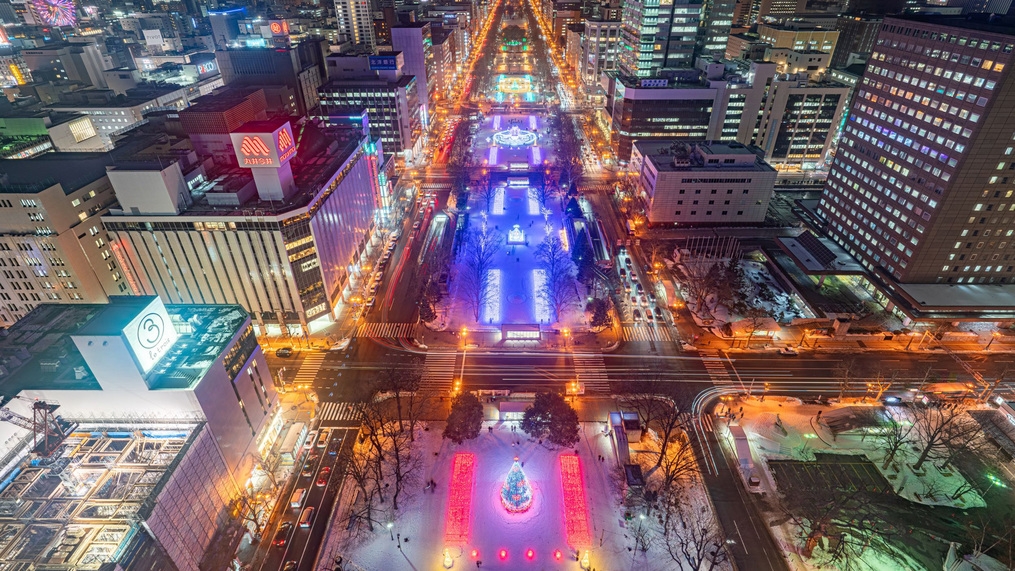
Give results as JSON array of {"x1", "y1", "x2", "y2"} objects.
[
  {"x1": 240, "y1": 136, "x2": 271, "y2": 157},
  {"x1": 270, "y1": 22, "x2": 282, "y2": 34},
  {"x1": 277, "y1": 129, "x2": 293, "y2": 153}
]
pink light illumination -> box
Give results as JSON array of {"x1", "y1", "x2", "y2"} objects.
[
  {"x1": 444, "y1": 452, "x2": 476, "y2": 543},
  {"x1": 559, "y1": 454, "x2": 592, "y2": 548}
]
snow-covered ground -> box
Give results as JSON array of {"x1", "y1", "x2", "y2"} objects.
[{"x1": 325, "y1": 421, "x2": 718, "y2": 570}]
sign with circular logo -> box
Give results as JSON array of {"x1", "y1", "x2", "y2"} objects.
[{"x1": 137, "y1": 312, "x2": 165, "y2": 349}]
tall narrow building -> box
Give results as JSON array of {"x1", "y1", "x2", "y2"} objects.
[
  {"x1": 619, "y1": 0, "x2": 703, "y2": 77},
  {"x1": 817, "y1": 15, "x2": 1015, "y2": 286},
  {"x1": 335, "y1": 0, "x2": 375, "y2": 49}
]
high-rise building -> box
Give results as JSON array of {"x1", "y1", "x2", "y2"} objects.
[
  {"x1": 104, "y1": 119, "x2": 384, "y2": 333},
  {"x1": 817, "y1": 15, "x2": 1015, "y2": 287},
  {"x1": 831, "y1": 14, "x2": 883, "y2": 69},
  {"x1": 757, "y1": 21, "x2": 840, "y2": 54},
  {"x1": 698, "y1": 0, "x2": 737, "y2": 59},
  {"x1": 391, "y1": 23, "x2": 436, "y2": 127},
  {"x1": 754, "y1": 75, "x2": 848, "y2": 166},
  {"x1": 335, "y1": 0, "x2": 375, "y2": 48},
  {"x1": 575, "y1": 19, "x2": 623, "y2": 91},
  {"x1": 319, "y1": 52, "x2": 425, "y2": 161},
  {"x1": 619, "y1": 0, "x2": 703, "y2": 77},
  {"x1": 216, "y1": 40, "x2": 328, "y2": 116}
]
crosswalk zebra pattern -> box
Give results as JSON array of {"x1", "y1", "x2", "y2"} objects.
[
  {"x1": 293, "y1": 353, "x2": 325, "y2": 385},
  {"x1": 678, "y1": 411, "x2": 715, "y2": 433},
  {"x1": 699, "y1": 350, "x2": 735, "y2": 388},
  {"x1": 355, "y1": 322, "x2": 420, "y2": 339},
  {"x1": 573, "y1": 352, "x2": 610, "y2": 393},
  {"x1": 622, "y1": 325, "x2": 672, "y2": 342},
  {"x1": 317, "y1": 401, "x2": 364, "y2": 425},
  {"x1": 420, "y1": 352, "x2": 458, "y2": 393}
]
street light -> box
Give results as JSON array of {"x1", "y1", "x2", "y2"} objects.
[{"x1": 387, "y1": 522, "x2": 394, "y2": 540}]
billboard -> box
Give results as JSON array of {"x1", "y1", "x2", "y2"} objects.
[
  {"x1": 230, "y1": 122, "x2": 297, "y2": 168},
  {"x1": 369, "y1": 55, "x2": 398, "y2": 71},
  {"x1": 268, "y1": 20, "x2": 290, "y2": 36},
  {"x1": 122, "y1": 297, "x2": 179, "y2": 375}
]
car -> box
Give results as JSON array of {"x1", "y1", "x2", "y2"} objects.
[
  {"x1": 387, "y1": 242, "x2": 397, "y2": 251},
  {"x1": 418, "y1": 207, "x2": 426, "y2": 215},
  {"x1": 624, "y1": 282, "x2": 631, "y2": 292},
  {"x1": 303, "y1": 430, "x2": 317, "y2": 449},
  {"x1": 654, "y1": 306, "x2": 663, "y2": 319},
  {"x1": 316, "y1": 466, "x2": 332, "y2": 486},
  {"x1": 636, "y1": 283, "x2": 644, "y2": 293},
  {"x1": 646, "y1": 311, "x2": 654, "y2": 321},
  {"x1": 632, "y1": 309, "x2": 642, "y2": 321},
  {"x1": 328, "y1": 442, "x2": 340, "y2": 456},
  {"x1": 413, "y1": 221, "x2": 421, "y2": 230},
  {"x1": 630, "y1": 273, "x2": 638, "y2": 283},
  {"x1": 273, "y1": 522, "x2": 294, "y2": 547},
  {"x1": 619, "y1": 268, "x2": 626, "y2": 277},
  {"x1": 625, "y1": 257, "x2": 632, "y2": 267},
  {"x1": 283, "y1": 561, "x2": 298, "y2": 571},
  {"x1": 275, "y1": 347, "x2": 293, "y2": 358},
  {"x1": 381, "y1": 251, "x2": 392, "y2": 262},
  {"x1": 369, "y1": 284, "x2": 378, "y2": 294},
  {"x1": 330, "y1": 338, "x2": 351, "y2": 352},
  {"x1": 640, "y1": 295, "x2": 649, "y2": 306},
  {"x1": 301, "y1": 464, "x2": 314, "y2": 477},
  {"x1": 778, "y1": 347, "x2": 799, "y2": 356}
]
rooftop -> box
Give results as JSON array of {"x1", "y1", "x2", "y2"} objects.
[
  {"x1": 0, "y1": 423, "x2": 199, "y2": 570},
  {"x1": 0, "y1": 300, "x2": 250, "y2": 401},
  {"x1": 178, "y1": 87, "x2": 263, "y2": 113},
  {"x1": 890, "y1": 13, "x2": 1015, "y2": 37},
  {"x1": 637, "y1": 141, "x2": 775, "y2": 173},
  {"x1": 0, "y1": 132, "x2": 169, "y2": 195}
]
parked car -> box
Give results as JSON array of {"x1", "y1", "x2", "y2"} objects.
[
  {"x1": 275, "y1": 347, "x2": 293, "y2": 358},
  {"x1": 778, "y1": 347, "x2": 799, "y2": 356}
]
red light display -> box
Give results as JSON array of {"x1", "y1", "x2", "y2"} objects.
[
  {"x1": 526, "y1": 548, "x2": 535, "y2": 559},
  {"x1": 554, "y1": 549, "x2": 562, "y2": 560},
  {"x1": 269, "y1": 22, "x2": 282, "y2": 34},
  {"x1": 499, "y1": 549, "x2": 508, "y2": 560},
  {"x1": 560, "y1": 455, "x2": 592, "y2": 548},
  {"x1": 240, "y1": 136, "x2": 271, "y2": 157},
  {"x1": 444, "y1": 452, "x2": 475, "y2": 543},
  {"x1": 277, "y1": 128, "x2": 293, "y2": 153}
]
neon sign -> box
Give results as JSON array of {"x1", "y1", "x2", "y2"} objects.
[{"x1": 231, "y1": 121, "x2": 297, "y2": 168}]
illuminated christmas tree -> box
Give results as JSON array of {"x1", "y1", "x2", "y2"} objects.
[{"x1": 500, "y1": 458, "x2": 533, "y2": 513}]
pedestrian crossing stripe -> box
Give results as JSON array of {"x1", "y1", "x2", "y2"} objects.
[
  {"x1": 293, "y1": 353, "x2": 325, "y2": 385},
  {"x1": 698, "y1": 350, "x2": 735, "y2": 386},
  {"x1": 573, "y1": 352, "x2": 610, "y2": 393},
  {"x1": 621, "y1": 325, "x2": 672, "y2": 342},
  {"x1": 421, "y1": 352, "x2": 458, "y2": 392},
  {"x1": 318, "y1": 401, "x2": 364, "y2": 423},
  {"x1": 355, "y1": 322, "x2": 420, "y2": 339}
]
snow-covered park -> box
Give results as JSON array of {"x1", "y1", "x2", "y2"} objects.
[{"x1": 323, "y1": 420, "x2": 722, "y2": 571}]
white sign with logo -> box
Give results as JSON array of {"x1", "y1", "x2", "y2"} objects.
[{"x1": 122, "y1": 297, "x2": 179, "y2": 374}]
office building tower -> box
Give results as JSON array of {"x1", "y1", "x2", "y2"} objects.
[
  {"x1": 335, "y1": 0, "x2": 375, "y2": 48},
  {"x1": 216, "y1": 40, "x2": 328, "y2": 116},
  {"x1": 831, "y1": 14, "x2": 883, "y2": 68},
  {"x1": 699, "y1": 0, "x2": 737, "y2": 58},
  {"x1": 619, "y1": 0, "x2": 703, "y2": 77},
  {"x1": 754, "y1": 75, "x2": 848, "y2": 166},
  {"x1": 319, "y1": 52, "x2": 425, "y2": 161},
  {"x1": 758, "y1": 21, "x2": 839, "y2": 54},
  {"x1": 818, "y1": 15, "x2": 1015, "y2": 286},
  {"x1": 391, "y1": 23, "x2": 436, "y2": 126},
  {"x1": 208, "y1": 6, "x2": 247, "y2": 50}
]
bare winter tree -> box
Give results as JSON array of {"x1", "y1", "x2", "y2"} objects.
[
  {"x1": 910, "y1": 403, "x2": 982, "y2": 471},
  {"x1": 833, "y1": 357, "x2": 863, "y2": 400},
  {"x1": 339, "y1": 446, "x2": 381, "y2": 532},
  {"x1": 662, "y1": 492, "x2": 729, "y2": 571},
  {"x1": 459, "y1": 225, "x2": 503, "y2": 322},
  {"x1": 741, "y1": 307, "x2": 770, "y2": 349},
  {"x1": 872, "y1": 407, "x2": 914, "y2": 471},
  {"x1": 474, "y1": 181, "x2": 497, "y2": 214},
  {"x1": 678, "y1": 256, "x2": 718, "y2": 320},
  {"x1": 784, "y1": 488, "x2": 901, "y2": 570},
  {"x1": 535, "y1": 235, "x2": 579, "y2": 322}
]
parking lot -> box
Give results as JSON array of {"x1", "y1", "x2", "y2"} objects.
[{"x1": 769, "y1": 453, "x2": 894, "y2": 494}]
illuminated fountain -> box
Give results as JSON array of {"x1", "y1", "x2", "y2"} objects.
[{"x1": 493, "y1": 125, "x2": 538, "y2": 148}]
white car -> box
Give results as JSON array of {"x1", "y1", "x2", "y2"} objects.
[
  {"x1": 778, "y1": 347, "x2": 799, "y2": 356},
  {"x1": 329, "y1": 338, "x2": 351, "y2": 351}
]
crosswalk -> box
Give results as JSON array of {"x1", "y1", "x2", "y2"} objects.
[
  {"x1": 679, "y1": 411, "x2": 715, "y2": 432},
  {"x1": 317, "y1": 401, "x2": 364, "y2": 425},
  {"x1": 622, "y1": 325, "x2": 672, "y2": 342},
  {"x1": 355, "y1": 322, "x2": 420, "y2": 339},
  {"x1": 699, "y1": 350, "x2": 736, "y2": 389},
  {"x1": 293, "y1": 352, "x2": 326, "y2": 385},
  {"x1": 420, "y1": 352, "x2": 458, "y2": 393},
  {"x1": 572, "y1": 352, "x2": 610, "y2": 393}
]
